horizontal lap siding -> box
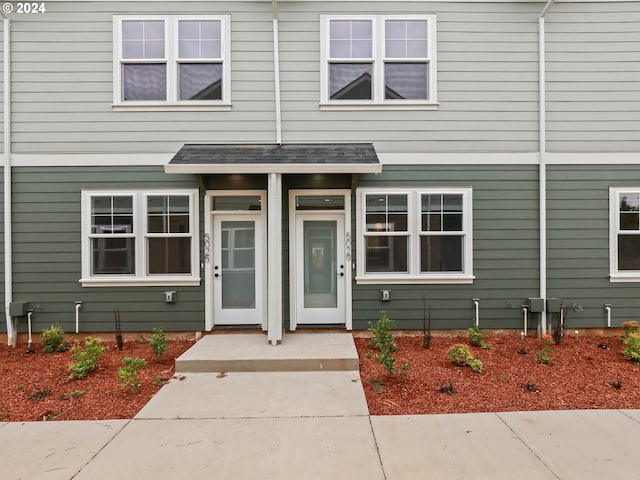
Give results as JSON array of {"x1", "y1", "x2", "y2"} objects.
[
  {"x1": 10, "y1": 167, "x2": 204, "y2": 333},
  {"x1": 547, "y1": 165, "x2": 640, "y2": 329},
  {"x1": 8, "y1": 1, "x2": 546, "y2": 154},
  {"x1": 352, "y1": 165, "x2": 540, "y2": 330},
  {"x1": 278, "y1": 2, "x2": 540, "y2": 153},
  {"x1": 546, "y1": 3, "x2": 640, "y2": 152},
  {"x1": 10, "y1": 1, "x2": 277, "y2": 154}
]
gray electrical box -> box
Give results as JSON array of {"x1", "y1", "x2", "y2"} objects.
[
  {"x1": 9, "y1": 302, "x2": 28, "y2": 317},
  {"x1": 527, "y1": 298, "x2": 545, "y2": 313},
  {"x1": 547, "y1": 298, "x2": 562, "y2": 313}
]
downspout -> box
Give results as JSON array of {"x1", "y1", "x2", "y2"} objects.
[
  {"x1": 2, "y1": 14, "x2": 13, "y2": 345},
  {"x1": 272, "y1": 0, "x2": 282, "y2": 144},
  {"x1": 538, "y1": 0, "x2": 555, "y2": 336}
]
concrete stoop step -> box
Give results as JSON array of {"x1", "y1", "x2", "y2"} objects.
[{"x1": 175, "y1": 333, "x2": 360, "y2": 373}]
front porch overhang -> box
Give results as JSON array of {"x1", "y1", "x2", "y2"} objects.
[{"x1": 164, "y1": 143, "x2": 382, "y2": 175}]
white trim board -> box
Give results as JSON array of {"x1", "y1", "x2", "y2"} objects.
[
  {"x1": 378, "y1": 152, "x2": 640, "y2": 165},
  {"x1": 6, "y1": 152, "x2": 640, "y2": 168},
  {"x1": 10, "y1": 154, "x2": 174, "y2": 167}
]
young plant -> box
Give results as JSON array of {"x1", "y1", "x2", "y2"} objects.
[
  {"x1": 68, "y1": 337, "x2": 105, "y2": 379},
  {"x1": 368, "y1": 311, "x2": 408, "y2": 376},
  {"x1": 41, "y1": 323, "x2": 70, "y2": 353},
  {"x1": 118, "y1": 357, "x2": 147, "y2": 390},
  {"x1": 622, "y1": 321, "x2": 640, "y2": 337},
  {"x1": 535, "y1": 334, "x2": 554, "y2": 365},
  {"x1": 447, "y1": 344, "x2": 483, "y2": 373},
  {"x1": 622, "y1": 332, "x2": 640, "y2": 365},
  {"x1": 150, "y1": 327, "x2": 169, "y2": 357},
  {"x1": 467, "y1": 325, "x2": 491, "y2": 349}
]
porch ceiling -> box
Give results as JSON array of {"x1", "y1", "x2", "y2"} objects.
[{"x1": 164, "y1": 143, "x2": 382, "y2": 174}]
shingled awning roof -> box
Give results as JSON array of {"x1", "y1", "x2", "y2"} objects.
[{"x1": 164, "y1": 143, "x2": 382, "y2": 174}]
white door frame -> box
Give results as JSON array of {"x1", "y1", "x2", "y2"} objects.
[
  {"x1": 289, "y1": 189, "x2": 352, "y2": 330},
  {"x1": 204, "y1": 190, "x2": 267, "y2": 331}
]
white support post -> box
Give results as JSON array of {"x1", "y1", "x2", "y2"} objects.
[{"x1": 267, "y1": 173, "x2": 283, "y2": 345}]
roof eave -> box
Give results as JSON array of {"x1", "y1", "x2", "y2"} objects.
[{"x1": 164, "y1": 162, "x2": 382, "y2": 175}]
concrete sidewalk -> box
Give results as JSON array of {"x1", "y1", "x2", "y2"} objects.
[
  {"x1": 1, "y1": 378, "x2": 639, "y2": 479},
  {"x1": 1, "y1": 333, "x2": 639, "y2": 479}
]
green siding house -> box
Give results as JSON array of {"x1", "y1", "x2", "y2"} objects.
[{"x1": 1, "y1": 0, "x2": 639, "y2": 345}]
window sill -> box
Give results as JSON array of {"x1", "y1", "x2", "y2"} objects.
[
  {"x1": 356, "y1": 274, "x2": 474, "y2": 285},
  {"x1": 319, "y1": 101, "x2": 439, "y2": 111},
  {"x1": 112, "y1": 102, "x2": 232, "y2": 112},
  {"x1": 80, "y1": 277, "x2": 201, "y2": 287},
  {"x1": 610, "y1": 273, "x2": 640, "y2": 283}
]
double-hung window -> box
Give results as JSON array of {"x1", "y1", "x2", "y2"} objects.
[
  {"x1": 81, "y1": 190, "x2": 200, "y2": 286},
  {"x1": 610, "y1": 188, "x2": 640, "y2": 281},
  {"x1": 321, "y1": 15, "x2": 437, "y2": 108},
  {"x1": 356, "y1": 188, "x2": 472, "y2": 283},
  {"x1": 114, "y1": 15, "x2": 230, "y2": 108}
]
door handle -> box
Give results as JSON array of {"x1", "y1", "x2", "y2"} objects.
[
  {"x1": 214, "y1": 273, "x2": 221, "y2": 278},
  {"x1": 337, "y1": 272, "x2": 344, "y2": 277}
]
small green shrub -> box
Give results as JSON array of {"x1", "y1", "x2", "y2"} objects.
[
  {"x1": 622, "y1": 332, "x2": 640, "y2": 365},
  {"x1": 467, "y1": 325, "x2": 491, "y2": 349},
  {"x1": 368, "y1": 311, "x2": 408, "y2": 376},
  {"x1": 41, "y1": 323, "x2": 70, "y2": 353},
  {"x1": 535, "y1": 334, "x2": 554, "y2": 365},
  {"x1": 68, "y1": 337, "x2": 105, "y2": 379},
  {"x1": 150, "y1": 327, "x2": 169, "y2": 357},
  {"x1": 447, "y1": 344, "x2": 473, "y2": 365},
  {"x1": 118, "y1": 357, "x2": 147, "y2": 389},
  {"x1": 447, "y1": 344, "x2": 483, "y2": 373},
  {"x1": 622, "y1": 321, "x2": 640, "y2": 337}
]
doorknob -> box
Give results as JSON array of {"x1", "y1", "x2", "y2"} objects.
[{"x1": 337, "y1": 272, "x2": 344, "y2": 277}]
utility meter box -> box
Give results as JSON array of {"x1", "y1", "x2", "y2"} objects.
[
  {"x1": 527, "y1": 298, "x2": 545, "y2": 313},
  {"x1": 547, "y1": 298, "x2": 563, "y2": 313},
  {"x1": 9, "y1": 302, "x2": 28, "y2": 317}
]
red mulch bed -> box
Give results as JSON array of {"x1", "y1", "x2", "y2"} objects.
[
  {"x1": 355, "y1": 334, "x2": 640, "y2": 415},
  {"x1": 0, "y1": 339, "x2": 194, "y2": 422},
  {"x1": 3, "y1": 333, "x2": 638, "y2": 421}
]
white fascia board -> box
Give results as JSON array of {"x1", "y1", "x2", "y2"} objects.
[
  {"x1": 378, "y1": 152, "x2": 640, "y2": 165},
  {"x1": 378, "y1": 152, "x2": 540, "y2": 165},
  {"x1": 12, "y1": 153, "x2": 173, "y2": 166},
  {"x1": 164, "y1": 163, "x2": 383, "y2": 174},
  {"x1": 546, "y1": 153, "x2": 640, "y2": 164},
  {"x1": 11, "y1": 152, "x2": 640, "y2": 168}
]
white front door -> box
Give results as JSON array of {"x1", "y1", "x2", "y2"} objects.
[
  {"x1": 293, "y1": 213, "x2": 346, "y2": 325},
  {"x1": 212, "y1": 213, "x2": 266, "y2": 326}
]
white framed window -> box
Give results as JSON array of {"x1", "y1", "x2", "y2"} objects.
[
  {"x1": 81, "y1": 189, "x2": 200, "y2": 286},
  {"x1": 609, "y1": 187, "x2": 640, "y2": 282},
  {"x1": 320, "y1": 15, "x2": 437, "y2": 110},
  {"x1": 113, "y1": 15, "x2": 231, "y2": 109},
  {"x1": 356, "y1": 188, "x2": 472, "y2": 284}
]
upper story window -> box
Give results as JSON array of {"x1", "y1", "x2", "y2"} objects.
[
  {"x1": 610, "y1": 188, "x2": 640, "y2": 282},
  {"x1": 81, "y1": 189, "x2": 200, "y2": 286},
  {"x1": 321, "y1": 15, "x2": 437, "y2": 110},
  {"x1": 356, "y1": 188, "x2": 472, "y2": 284},
  {"x1": 113, "y1": 16, "x2": 230, "y2": 109}
]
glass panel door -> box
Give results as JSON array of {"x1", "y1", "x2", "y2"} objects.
[
  {"x1": 213, "y1": 214, "x2": 264, "y2": 325},
  {"x1": 295, "y1": 214, "x2": 346, "y2": 325},
  {"x1": 221, "y1": 221, "x2": 256, "y2": 309},
  {"x1": 304, "y1": 221, "x2": 337, "y2": 308}
]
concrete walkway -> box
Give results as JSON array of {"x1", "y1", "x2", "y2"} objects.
[{"x1": 1, "y1": 333, "x2": 639, "y2": 479}]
